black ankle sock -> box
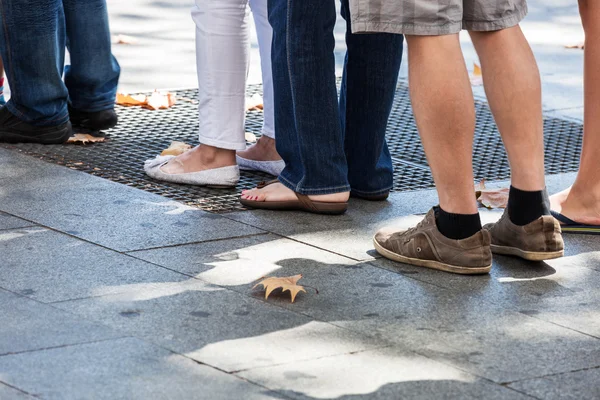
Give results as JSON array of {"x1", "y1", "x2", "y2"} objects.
[
  {"x1": 434, "y1": 206, "x2": 482, "y2": 240},
  {"x1": 507, "y1": 186, "x2": 551, "y2": 226}
]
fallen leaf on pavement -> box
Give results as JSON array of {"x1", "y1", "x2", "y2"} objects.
[
  {"x1": 253, "y1": 274, "x2": 307, "y2": 303},
  {"x1": 470, "y1": 63, "x2": 483, "y2": 86},
  {"x1": 116, "y1": 92, "x2": 147, "y2": 106},
  {"x1": 246, "y1": 94, "x2": 263, "y2": 111},
  {"x1": 475, "y1": 179, "x2": 509, "y2": 209},
  {"x1": 161, "y1": 141, "x2": 192, "y2": 156},
  {"x1": 565, "y1": 43, "x2": 584, "y2": 50},
  {"x1": 66, "y1": 134, "x2": 106, "y2": 145},
  {"x1": 245, "y1": 132, "x2": 257, "y2": 143},
  {"x1": 112, "y1": 34, "x2": 138, "y2": 45},
  {"x1": 143, "y1": 90, "x2": 177, "y2": 110}
]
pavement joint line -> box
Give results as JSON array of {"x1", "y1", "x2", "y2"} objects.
[
  {"x1": 0, "y1": 380, "x2": 39, "y2": 398},
  {"x1": 513, "y1": 310, "x2": 600, "y2": 342},
  {"x1": 500, "y1": 364, "x2": 600, "y2": 386},
  {"x1": 124, "y1": 232, "x2": 270, "y2": 253},
  {"x1": 0, "y1": 336, "x2": 131, "y2": 358}
]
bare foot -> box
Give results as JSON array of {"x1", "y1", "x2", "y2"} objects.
[
  {"x1": 161, "y1": 145, "x2": 236, "y2": 174},
  {"x1": 237, "y1": 136, "x2": 282, "y2": 162},
  {"x1": 241, "y1": 182, "x2": 349, "y2": 203},
  {"x1": 550, "y1": 184, "x2": 600, "y2": 225}
]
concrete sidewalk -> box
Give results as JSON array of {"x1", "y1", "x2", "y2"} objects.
[{"x1": 0, "y1": 1, "x2": 598, "y2": 399}]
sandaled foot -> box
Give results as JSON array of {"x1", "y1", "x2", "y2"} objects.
[
  {"x1": 550, "y1": 185, "x2": 600, "y2": 234},
  {"x1": 237, "y1": 136, "x2": 284, "y2": 176},
  {"x1": 483, "y1": 209, "x2": 564, "y2": 260},
  {"x1": 374, "y1": 208, "x2": 492, "y2": 275},
  {"x1": 240, "y1": 180, "x2": 349, "y2": 214},
  {"x1": 144, "y1": 145, "x2": 239, "y2": 187}
]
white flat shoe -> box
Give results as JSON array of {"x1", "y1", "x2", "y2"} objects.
[
  {"x1": 236, "y1": 155, "x2": 285, "y2": 176},
  {"x1": 144, "y1": 155, "x2": 240, "y2": 187}
]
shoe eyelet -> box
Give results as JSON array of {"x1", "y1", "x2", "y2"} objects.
[{"x1": 416, "y1": 247, "x2": 422, "y2": 252}]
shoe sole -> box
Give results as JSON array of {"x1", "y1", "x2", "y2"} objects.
[
  {"x1": 373, "y1": 237, "x2": 491, "y2": 275},
  {"x1": 0, "y1": 123, "x2": 72, "y2": 144},
  {"x1": 490, "y1": 244, "x2": 564, "y2": 261}
]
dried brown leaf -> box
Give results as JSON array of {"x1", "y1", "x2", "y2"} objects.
[
  {"x1": 116, "y1": 92, "x2": 147, "y2": 106},
  {"x1": 478, "y1": 187, "x2": 509, "y2": 209},
  {"x1": 143, "y1": 91, "x2": 177, "y2": 110},
  {"x1": 113, "y1": 34, "x2": 139, "y2": 45},
  {"x1": 246, "y1": 94, "x2": 264, "y2": 111},
  {"x1": 245, "y1": 132, "x2": 257, "y2": 143},
  {"x1": 161, "y1": 141, "x2": 192, "y2": 156},
  {"x1": 253, "y1": 274, "x2": 306, "y2": 303},
  {"x1": 66, "y1": 134, "x2": 106, "y2": 145},
  {"x1": 565, "y1": 43, "x2": 584, "y2": 50},
  {"x1": 470, "y1": 63, "x2": 483, "y2": 86}
]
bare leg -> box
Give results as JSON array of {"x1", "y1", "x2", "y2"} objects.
[
  {"x1": 469, "y1": 26, "x2": 546, "y2": 192},
  {"x1": 550, "y1": 0, "x2": 600, "y2": 225},
  {"x1": 405, "y1": 34, "x2": 477, "y2": 214}
]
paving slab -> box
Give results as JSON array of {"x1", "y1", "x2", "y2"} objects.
[
  {"x1": 0, "y1": 289, "x2": 121, "y2": 356},
  {"x1": 238, "y1": 347, "x2": 533, "y2": 400},
  {"x1": 128, "y1": 233, "x2": 360, "y2": 286},
  {"x1": 0, "y1": 337, "x2": 280, "y2": 400},
  {"x1": 0, "y1": 383, "x2": 33, "y2": 399},
  {"x1": 0, "y1": 212, "x2": 35, "y2": 231},
  {"x1": 0, "y1": 227, "x2": 197, "y2": 303},
  {"x1": 508, "y1": 367, "x2": 600, "y2": 400},
  {"x1": 53, "y1": 278, "x2": 386, "y2": 373},
  {"x1": 0, "y1": 148, "x2": 263, "y2": 252}
]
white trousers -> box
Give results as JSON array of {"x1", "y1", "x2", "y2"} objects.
[{"x1": 192, "y1": 0, "x2": 274, "y2": 151}]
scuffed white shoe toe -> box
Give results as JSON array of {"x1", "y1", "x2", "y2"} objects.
[{"x1": 144, "y1": 156, "x2": 240, "y2": 187}]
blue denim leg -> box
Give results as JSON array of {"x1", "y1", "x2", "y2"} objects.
[
  {"x1": 0, "y1": 0, "x2": 69, "y2": 126},
  {"x1": 339, "y1": 0, "x2": 403, "y2": 196},
  {"x1": 64, "y1": 0, "x2": 120, "y2": 112},
  {"x1": 268, "y1": 0, "x2": 350, "y2": 195}
]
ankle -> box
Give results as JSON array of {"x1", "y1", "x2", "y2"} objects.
[
  {"x1": 434, "y1": 206, "x2": 482, "y2": 240},
  {"x1": 507, "y1": 186, "x2": 550, "y2": 226}
]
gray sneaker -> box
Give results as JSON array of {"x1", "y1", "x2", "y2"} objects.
[
  {"x1": 374, "y1": 209, "x2": 492, "y2": 275},
  {"x1": 483, "y1": 210, "x2": 564, "y2": 261}
]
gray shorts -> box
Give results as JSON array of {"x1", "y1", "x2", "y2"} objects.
[{"x1": 349, "y1": 0, "x2": 528, "y2": 36}]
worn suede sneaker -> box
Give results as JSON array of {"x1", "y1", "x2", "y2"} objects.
[
  {"x1": 373, "y1": 209, "x2": 492, "y2": 275},
  {"x1": 483, "y1": 210, "x2": 564, "y2": 261},
  {"x1": 0, "y1": 107, "x2": 72, "y2": 144}
]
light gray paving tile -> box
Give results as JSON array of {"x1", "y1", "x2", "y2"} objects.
[
  {"x1": 0, "y1": 289, "x2": 121, "y2": 356},
  {"x1": 0, "y1": 149, "x2": 263, "y2": 252},
  {"x1": 243, "y1": 255, "x2": 600, "y2": 383},
  {"x1": 225, "y1": 190, "x2": 440, "y2": 261},
  {"x1": 238, "y1": 347, "x2": 534, "y2": 400},
  {"x1": 0, "y1": 382, "x2": 35, "y2": 399},
  {"x1": 128, "y1": 233, "x2": 360, "y2": 286},
  {"x1": 53, "y1": 279, "x2": 385, "y2": 372},
  {"x1": 0, "y1": 337, "x2": 280, "y2": 400},
  {"x1": 0, "y1": 228, "x2": 196, "y2": 303},
  {"x1": 0, "y1": 213, "x2": 34, "y2": 231},
  {"x1": 508, "y1": 367, "x2": 600, "y2": 400}
]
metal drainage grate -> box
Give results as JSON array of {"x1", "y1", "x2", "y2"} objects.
[{"x1": 1, "y1": 81, "x2": 584, "y2": 213}]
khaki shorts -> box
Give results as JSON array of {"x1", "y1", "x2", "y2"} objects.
[{"x1": 350, "y1": 0, "x2": 528, "y2": 35}]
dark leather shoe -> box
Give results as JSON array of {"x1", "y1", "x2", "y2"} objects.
[
  {"x1": 0, "y1": 107, "x2": 72, "y2": 144},
  {"x1": 69, "y1": 105, "x2": 118, "y2": 131},
  {"x1": 350, "y1": 190, "x2": 390, "y2": 201}
]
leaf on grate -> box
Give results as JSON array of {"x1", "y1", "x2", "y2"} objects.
[
  {"x1": 143, "y1": 90, "x2": 177, "y2": 110},
  {"x1": 470, "y1": 63, "x2": 483, "y2": 86},
  {"x1": 116, "y1": 92, "x2": 147, "y2": 106},
  {"x1": 112, "y1": 34, "x2": 139, "y2": 45},
  {"x1": 245, "y1": 132, "x2": 257, "y2": 143},
  {"x1": 253, "y1": 274, "x2": 307, "y2": 303},
  {"x1": 66, "y1": 134, "x2": 106, "y2": 145},
  {"x1": 475, "y1": 180, "x2": 509, "y2": 209},
  {"x1": 565, "y1": 43, "x2": 584, "y2": 50},
  {"x1": 246, "y1": 94, "x2": 263, "y2": 111},
  {"x1": 160, "y1": 141, "x2": 192, "y2": 156}
]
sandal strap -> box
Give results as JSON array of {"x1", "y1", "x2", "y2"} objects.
[
  {"x1": 295, "y1": 193, "x2": 320, "y2": 212},
  {"x1": 256, "y1": 179, "x2": 280, "y2": 189}
]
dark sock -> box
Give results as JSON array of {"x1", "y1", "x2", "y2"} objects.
[
  {"x1": 507, "y1": 186, "x2": 551, "y2": 226},
  {"x1": 434, "y1": 206, "x2": 482, "y2": 240}
]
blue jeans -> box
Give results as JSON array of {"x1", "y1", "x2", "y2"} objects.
[
  {"x1": 268, "y1": 0, "x2": 403, "y2": 196},
  {"x1": 0, "y1": 0, "x2": 120, "y2": 126}
]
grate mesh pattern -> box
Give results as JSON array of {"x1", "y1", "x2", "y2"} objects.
[{"x1": 1, "y1": 81, "x2": 583, "y2": 213}]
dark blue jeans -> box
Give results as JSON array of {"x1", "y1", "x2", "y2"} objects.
[
  {"x1": 268, "y1": 0, "x2": 403, "y2": 196},
  {"x1": 0, "y1": 0, "x2": 120, "y2": 126}
]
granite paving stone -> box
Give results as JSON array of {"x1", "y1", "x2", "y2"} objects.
[
  {"x1": 53, "y1": 279, "x2": 386, "y2": 373},
  {"x1": 0, "y1": 149, "x2": 264, "y2": 252},
  {"x1": 0, "y1": 212, "x2": 35, "y2": 231},
  {"x1": 0, "y1": 383, "x2": 33, "y2": 399},
  {"x1": 0, "y1": 228, "x2": 199, "y2": 303},
  {"x1": 237, "y1": 347, "x2": 534, "y2": 400},
  {"x1": 508, "y1": 367, "x2": 600, "y2": 400},
  {"x1": 0, "y1": 337, "x2": 281, "y2": 400},
  {"x1": 242, "y1": 256, "x2": 600, "y2": 384},
  {"x1": 0, "y1": 289, "x2": 122, "y2": 356}
]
